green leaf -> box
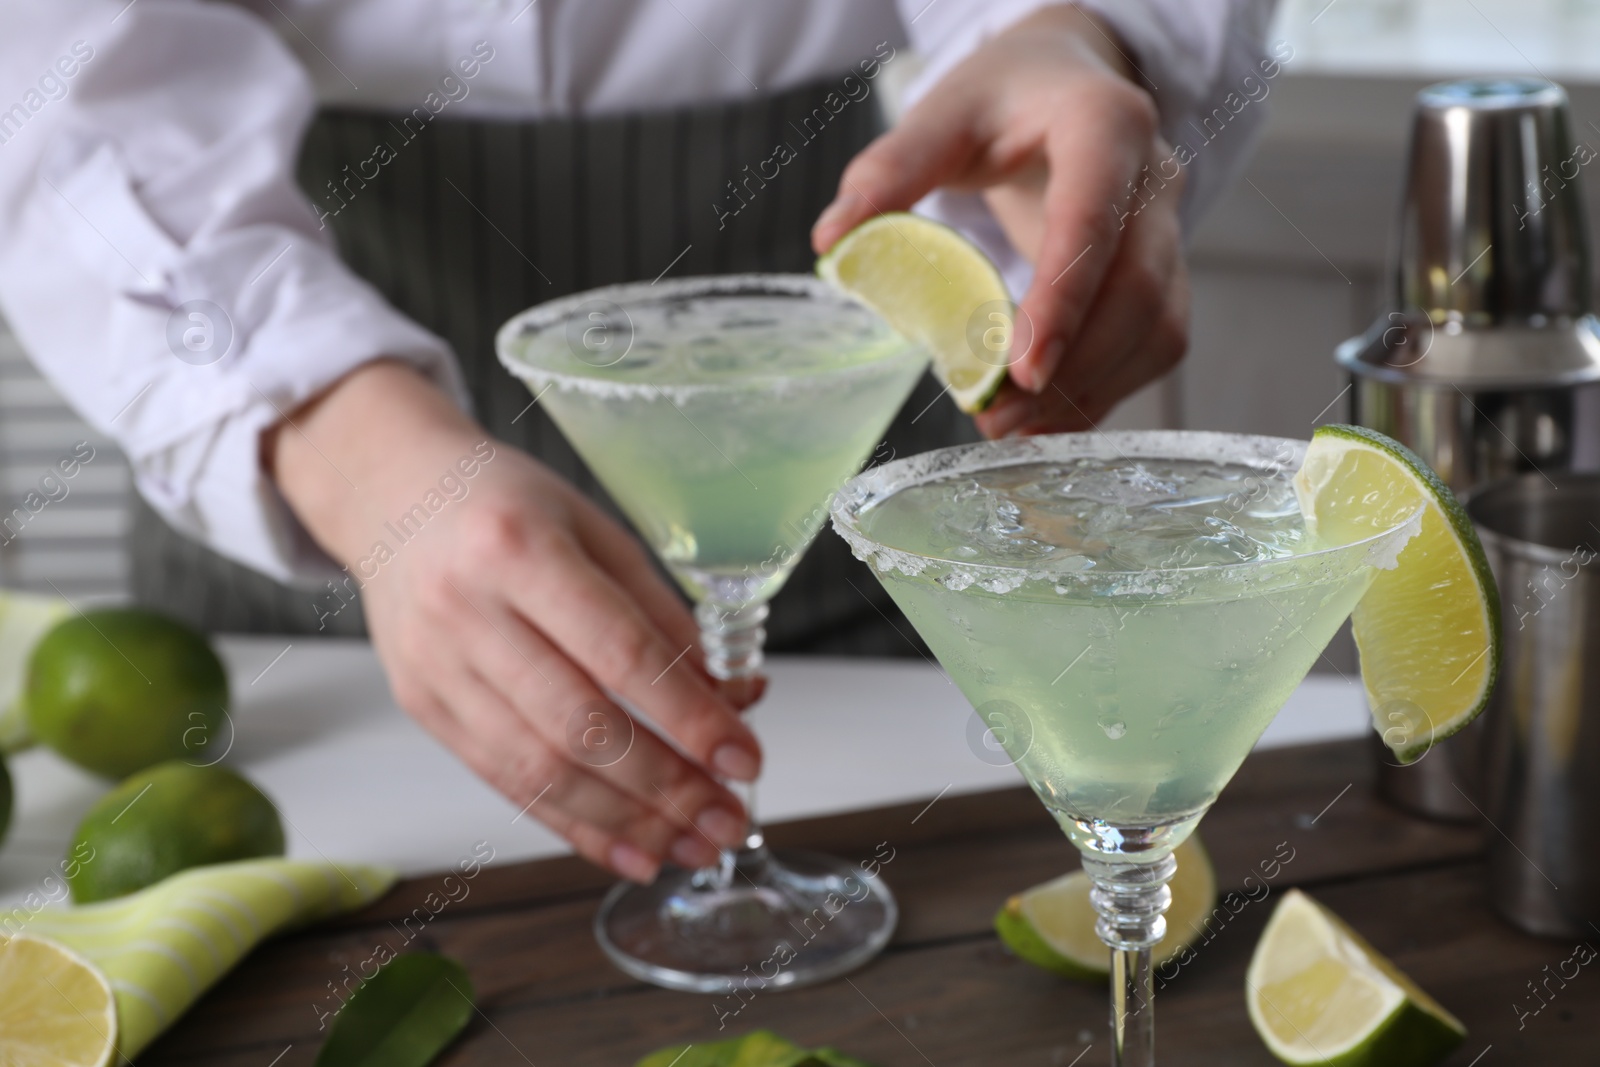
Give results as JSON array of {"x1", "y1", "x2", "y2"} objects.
[
  {"x1": 315, "y1": 953, "x2": 475, "y2": 1067},
  {"x1": 636, "y1": 1031, "x2": 877, "y2": 1067},
  {"x1": 807, "y1": 1052, "x2": 875, "y2": 1067}
]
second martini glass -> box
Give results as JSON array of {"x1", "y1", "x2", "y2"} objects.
[
  {"x1": 497, "y1": 275, "x2": 927, "y2": 992},
  {"x1": 831, "y1": 431, "x2": 1419, "y2": 1066}
]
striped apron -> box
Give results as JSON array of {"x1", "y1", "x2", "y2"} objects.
[{"x1": 130, "y1": 76, "x2": 977, "y2": 654}]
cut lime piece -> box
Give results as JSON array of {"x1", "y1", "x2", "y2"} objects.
[
  {"x1": 1247, "y1": 889, "x2": 1464, "y2": 1067},
  {"x1": 0, "y1": 934, "x2": 117, "y2": 1067},
  {"x1": 817, "y1": 212, "x2": 1013, "y2": 413},
  {"x1": 1292, "y1": 425, "x2": 1500, "y2": 764},
  {"x1": 995, "y1": 835, "x2": 1216, "y2": 980}
]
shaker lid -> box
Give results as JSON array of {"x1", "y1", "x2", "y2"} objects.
[
  {"x1": 1343, "y1": 78, "x2": 1600, "y2": 386},
  {"x1": 1397, "y1": 78, "x2": 1590, "y2": 326}
]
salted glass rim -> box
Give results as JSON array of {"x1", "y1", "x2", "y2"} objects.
[
  {"x1": 829, "y1": 429, "x2": 1423, "y2": 589},
  {"x1": 494, "y1": 272, "x2": 924, "y2": 393}
]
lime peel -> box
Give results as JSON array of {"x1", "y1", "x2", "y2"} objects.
[
  {"x1": 1292, "y1": 425, "x2": 1500, "y2": 765},
  {"x1": 994, "y1": 835, "x2": 1216, "y2": 981},
  {"x1": 1247, "y1": 889, "x2": 1464, "y2": 1067}
]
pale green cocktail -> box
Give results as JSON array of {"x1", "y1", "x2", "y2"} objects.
[
  {"x1": 831, "y1": 430, "x2": 1418, "y2": 1067},
  {"x1": 502, "y1": 277, "x2": 926, "y2": 605},
  {"x1": 497, "y1": 274, "x2": 928, "y2": 996},
  {"x1": 848, "y1": 444, "x2": 1374, "y2": 844}
]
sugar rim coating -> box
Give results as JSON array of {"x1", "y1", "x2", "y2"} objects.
[
  {"x1": 495, "y1": 273, "x2": 926, "y2": 403},
  {"x1": 829, "y1": 430, "x2": 1422, "y2": 599}
]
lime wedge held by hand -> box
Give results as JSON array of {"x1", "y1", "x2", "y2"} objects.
[
  {"x1": 0, "y1": 935, "x2": 117, "y2": 1067},
  {"x1": 817, "y1": 212, "x2": 1015, "y2": 413},
  {"x1": 1292, "y1": 425, "x2": 1500, "y2": 764},
  {"x1": 994, "y1": 835, "x2": 1216, "y2": 980},
  {"x1": 1247, "y1": 889, "x2": 1464, "y2": 1067}
]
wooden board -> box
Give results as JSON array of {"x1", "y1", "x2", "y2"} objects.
[{"x1": 142, "y1": 739, "x2": 1592, "y2": 1066}]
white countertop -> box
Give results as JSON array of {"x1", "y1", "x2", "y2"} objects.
[{"x1": 0, "y1": 637, "x2": 1373, "y2": 903}]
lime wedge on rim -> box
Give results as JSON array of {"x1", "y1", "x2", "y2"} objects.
[
  {"x1": 0, "y1": 934, "x2": 118, "y2": 1067},
  {"x1": 995, "y1": 835, "x2": 1216, "y2": 980},
  {"x1": 817, "y1": 212, "x2": 1014, "y2": 413},
  {"x1": 1292, "y1": 425, "x2": 1500, "y2": 765},
  {"x1": 1247, "y1": 889, "x2": 1464, "y2": 1067}
]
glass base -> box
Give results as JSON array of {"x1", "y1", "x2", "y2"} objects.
[{"x1": 594, "y1": 844, "x2": 897, "y2": 994}]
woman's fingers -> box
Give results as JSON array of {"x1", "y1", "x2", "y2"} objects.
[
  {"x1": 811, "y1": 90, "x2": 981, "y2": 255},
  {"x1": 1010, "y1": 85, "x2": 1159, "y2": 393},
  {"x1": 976, "y1": 158, "x2": 1187, "y2": 438},
  {"x1": 445, "y1": 587, "x2": 749, "y2": 852},
  {"x1": 1045, "y1": 160, "x2": 1183, "y2": 398},
  {"x1": 565, "y1": 490, "x2": 706, "y2": 675},
  {"x1": 1070, "y1": 266, "x2": 1191, "y2": 425},
  {"x1": 462, "y1": 507, "x2": 762, "y2": 783},
  {"x1": 415, "y1": 664, "x2": 724, "y2": 881}
]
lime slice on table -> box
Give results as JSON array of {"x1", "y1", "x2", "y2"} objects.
[
  {"x1": 817, "y1": 212, "x2": 1015, "y2": 413},
  {"x1": 994, "y1": 835, "x2": 1216, "y2": 980},
  {"x1": 1247, "y1": 889, "x2": 1464, "y2": 1067},
  {"x1": 0, "y1": 934, "x2": 117, "y2": 1067},
  {"x1": 1292, "y1": 425, "x2": 1500, "y2": 765}
]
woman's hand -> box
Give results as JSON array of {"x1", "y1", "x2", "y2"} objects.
[
  {"x1": 271, "y1": 361, "x2": 760, "y2": 883},
  {"x1": 814, "y1": 5, "x2": 1189, "y2": 435}
]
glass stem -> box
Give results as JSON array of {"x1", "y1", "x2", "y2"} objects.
[
  {"x1": 695, "y1": 601, "x2": 770, "y2": 887},
  {"x1": 1082, "y1": 852, "x2": 1178, "y2": 1067}
]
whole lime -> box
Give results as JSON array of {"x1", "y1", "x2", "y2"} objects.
[
  {"x1": 68, "y1": 761, "x2": 285, "y2": 903},
  {"x1": 24, "y1": 608, "x2": 229, "y2": 779}
]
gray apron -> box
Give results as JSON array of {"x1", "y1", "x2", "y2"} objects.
[{"x1": 131, "y1": 77, "x2": 977, "y2": 654}]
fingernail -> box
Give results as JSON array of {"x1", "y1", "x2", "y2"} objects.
[
  {"x1": 609, "y1": 842, "x2": 659, "y2": 884},
  {"x1": 671, "y1": 835, "x2": 721, "y2": 869},
  {"x1": 1025, "y1": 338, "x2": 1066, "y2": 394},
  {"x1": 982, "y1": 400, "x2": 1031, "y2": 440},
  {"x1": 712, "y1": 743, "x2": 759, "y2": 781},
  {"x1": 816, "y1": 193, "x2": 865, "y2": 233},
  {"x1": 696, "y1": 805, "x2": 747, "y2": 848}
]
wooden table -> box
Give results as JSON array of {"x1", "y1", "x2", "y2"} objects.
[{"x1": 144, "y1": 739, "x2": 1594, "y2": 1066}]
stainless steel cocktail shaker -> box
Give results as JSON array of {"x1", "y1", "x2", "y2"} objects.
[
  {"x1": 1467, "y1": 472, "x2": 1600, "y2": 937},
  {"x1": 1335, "y1": 78, "x2": 1600, "y2": 820}
]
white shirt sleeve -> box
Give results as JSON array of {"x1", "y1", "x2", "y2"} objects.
[
  {"x1": 895, "y1": 0, "x2": 1279, "y2": 298},
  {"x1": 0, "y1": 2, "x2": 467, "y2": 587}
]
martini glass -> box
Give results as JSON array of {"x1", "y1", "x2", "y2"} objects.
[
  {"x1": 496, "y1": 275, "x2": 927, "y2": 993},
  {"x1": 830, "y1": 430, "x2": 1419, "y2": 1066}
]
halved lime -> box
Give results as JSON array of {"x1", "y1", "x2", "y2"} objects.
[
  {"x1": 1247, "y1": 889, "x2": 1464, "y2": 1067},
  {"x1": 817, "y1": 212, "x2": 1014, "y2": 412},
  {"x1": 1292, "y1": 425, "x2": 1500, "y2": 764},
  {"x1": 994, "y1": 835, "x2": 1216, "y2": 980},
  {"x1": 0, "y1": 934, "x2": 117, "y2": 1067}
]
